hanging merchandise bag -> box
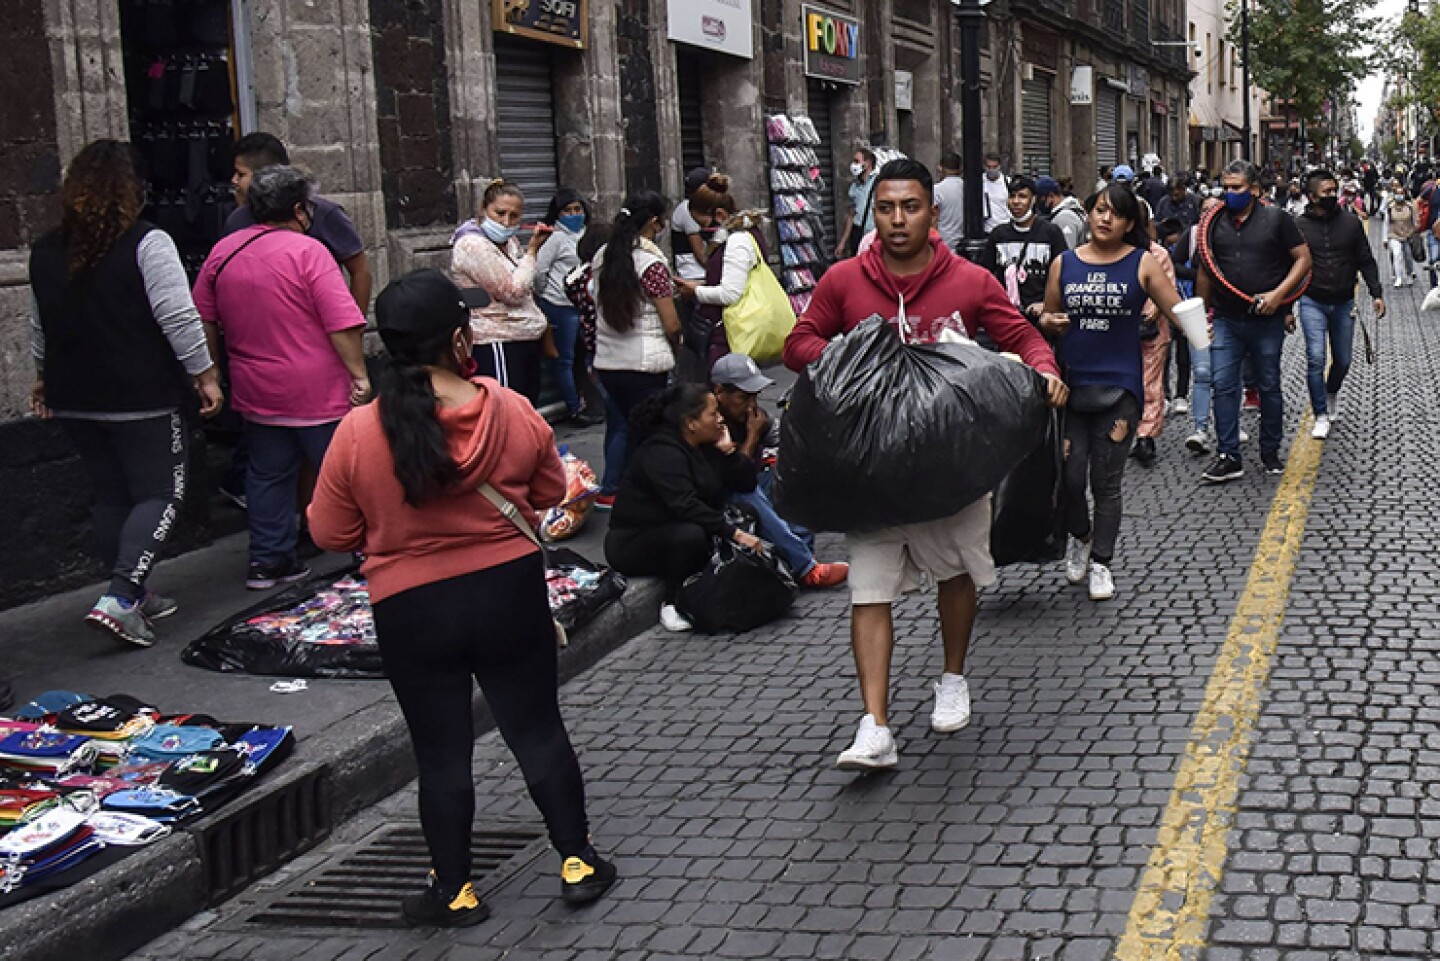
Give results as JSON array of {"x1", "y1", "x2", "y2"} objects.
[
  {"x1": 675, "y1": 538, "x2": 798, "y2": 634},
  {"x1": 990, "y1": 409, "x2": 1066, "y2": 566},
  {"x1": 774, "y1": 316, "x2": 1050, "y2": 533},
  {"x1": 723, "y1": 233, "x2": 797, "y2": 364},
  {"x1": 540, "y1": 448, "x2": 600, "y2": 543}
]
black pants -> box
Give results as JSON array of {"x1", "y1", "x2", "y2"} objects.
[
  {"x1": 61, "y1": 413, "x2": 188, "y2": 602},
  {"x1": 1173, "y1": 338, "x2": 1192, "y2": 398},
  {"x1": 606, "y1": 522, "x2": 711, "y2": 602},
  {"x1": 1063, "y1": 393, "x2": 1141, "y2": 566},
  {"x1": 473, "y1": 339, "x2": 543, "y2": 406},
  {"x1": 371, "y1": 554, "x2": 589, "y2": 893}
]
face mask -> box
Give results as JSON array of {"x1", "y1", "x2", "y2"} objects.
[
  {"x1": 480, "y1": 218, "x2": 518, "y2": 244},
  {"x1": 557, "y1": 213, "x2": 585, "y2": 233},
  {"x1": 985, "y1": 169, "x2": 1002, "y2": 181},
  {"x1": 1037, "y1": 200, "x2": 1054, "y2": 217},
  {"x1": 850, "y1": 162, "x2": 866, "y2": 178},
  {"x1": 711, "y1": 227, "x2": 730, "y2": 245},
  {"x1": 1316, "y1": 196, "x2": 1339, "y2": 214},
  {"x1": 1223, "y1": 191, "x2": 1253, "y2": 214},
  {"x1": 1011, "y1": 201, "x2": 1034, "y2": 223}
]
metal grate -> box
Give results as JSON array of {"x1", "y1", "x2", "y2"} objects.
[
  {"x1": 198, "y1": 766, "x2": 331, "y2": 903},
  {"x1": 233, "y1": 822, "x2": 547, "y2": 928}
]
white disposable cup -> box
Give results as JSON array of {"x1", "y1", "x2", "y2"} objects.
[{"x1": 1172, "y1": 297, "x2": 1210, "y2": 350}]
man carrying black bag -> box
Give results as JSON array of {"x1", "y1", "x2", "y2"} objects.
[{"x1": 783, "y1": 159, "x2": 1067, "y2": 771}]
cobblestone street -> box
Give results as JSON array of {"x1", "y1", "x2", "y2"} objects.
[{"x1": 127, "y1": 277, "x2": 1437, "y2": 960}]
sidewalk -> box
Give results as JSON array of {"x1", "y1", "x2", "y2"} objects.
[{"x1": 0, "y1": 413, "x2": 665, "y2": 961}]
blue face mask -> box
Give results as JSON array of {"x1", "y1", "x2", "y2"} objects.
[
  {"x1": 1224, "y1": 190, "x2": 1254, "y2": 214},
  {"x1": 480, "y1": 218, "x2": 519, "y2": 244},
  {"x1": 557, "y1": 213, "x2": 586, "y2": 233}
]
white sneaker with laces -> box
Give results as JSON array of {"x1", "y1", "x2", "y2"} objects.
[
  {"x1": 1327, "y1": 393, "x2": 1340, "y2": 421},
  {"x1": 931, "y1": 674, "x2": 971, "y2": 733},
  {"x1": 836, "y1": 715, "x2": 898, "y2": 771},
  {"x1": 1064, "y1": 537, "x2": 1091, "y2": 585},
  {"x1": 1185, "y1": 431, "x2": 1210, "y2": 455},
  {"x1": 1172, "y1": 397, "x2": 1190, "y2": 415},
  {"x1": 659, "y1": 604, "x2": 693, "y2": 632},
  {"x1": 1088, "y1": 563, "x2": 1115, "y2": 601},
  {"x1": 1311, "y1": 414, "x2": 1331, "y2": 439}
]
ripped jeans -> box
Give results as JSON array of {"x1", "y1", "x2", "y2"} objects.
[{"x1": 1063, "y1": 392, "x2": 1141, "y2": 566}]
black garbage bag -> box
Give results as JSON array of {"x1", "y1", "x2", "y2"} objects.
[
  {"x1": 546, "y1": 547, "x2": 628, "y2": 632},
  {"x1": 676, "y1": 539, "x2": 798, "y2": 634},
  {"x1": 990, "y1": 409, "x2": 1066, "y2": 566},
  {"x1": 774, "y1": 317, "x2": 1050, "y2": 533}
]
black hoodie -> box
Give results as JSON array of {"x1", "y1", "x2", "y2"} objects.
[{"x1": 1294, "y1": 205, "x2": 1382, "y2": 305}]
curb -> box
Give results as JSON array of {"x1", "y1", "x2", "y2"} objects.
[{"x1": 0, "y1": 576, "x2": 665, "y2": 961}]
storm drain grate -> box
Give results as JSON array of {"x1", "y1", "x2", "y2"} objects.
[{"x1": 233, "y1": 821, "x2": 547, "y2": 928}]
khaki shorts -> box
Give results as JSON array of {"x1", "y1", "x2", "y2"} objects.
[{"x1": 846, "y1": 495, "x2": 996, "y2": 605}]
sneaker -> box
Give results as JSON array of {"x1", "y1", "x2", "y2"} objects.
[
  {"x1": 219, "y1": 485, "x2": 247, "y2": 511},
  {"x1": 1243, "y1": 388, "x2": 1260, "y2": 412},
  {"x1": 1261, "y1": 452, "x2": 1285, "y2": 475},
  {"x1": 566, "y1": 407, "x2": 605, "y2": 428},
  {"x1": 801, "y1": 561, "x2": 849, "y2": 589},
  {"x1": 1311, "y1": 414, "x2": 1331, "y2": 440},
  {"x1": 1201, "y1": 454, "x2": 1244, "y2": 484},
  {"x1": 1394, "y1": 277, "x2": 1405, "y2": 287},
  {"x1": 139, "y1": 592, "x2": 178, "y2": 620},
  {"x1": 593, "y1": 493, "x2": 616, "y2": 511},
  {"x1": 1185, "y1": 431, "x2": 1211, "y2": 455},
  {"x1": 836, "y1": 715, "x2": 898, "y2": 771},
  {"x1": 1064, "y1": 536, "x2": 1091, "y2": 585},
  {"x1": 1239, "y1": 429, "x2": 1250, "y2": 443},
  {"x1": 1131, "y1": 436, "x2": 1157, "y2": 466},
  {"x1": 1326, "y1": 393, "x2": 1340, "y2": 421},
  {"x1": 659, "y1": 604, "x2": 693, "y2": 632},
  {"x1": 1171, "y1": 397, "x2": 1191, "y2": 415},
  {"x1": 561, "y1": 850, "x2": 618, "y2": 905},
  {"x1": 246, "y1": 558, "x2": 311, "y2": 591},
  {"x1": 401, "y1": 877, "x2": 490, "y2": 927},
  {"x1": 930, "y1": 674, "x2": 971, "y2": 733},
  {"x1": 85, "y1": 595, "x2": 156, "y2": 648},
  {"x1": 1088, "y1": 562, "x2": 1115, "y2": 601}
]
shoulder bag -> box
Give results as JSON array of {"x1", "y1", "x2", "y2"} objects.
[{"x1": 477, "y1": 483, "x2": 569, "y2": 648}]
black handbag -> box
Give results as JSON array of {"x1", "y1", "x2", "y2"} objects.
[
  {"x1": 676, "y1": 537, "x2": 797, "y2": 634},
  {"x1": 1066, "y1": 384, "x2": 1128, "y2": 413}
]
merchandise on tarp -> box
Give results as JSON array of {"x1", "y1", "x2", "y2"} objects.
[
  {"x1": 540, "y1": 448, "x2": 600, "y2": 543},
  {"x1": 774, "y1": 317, "x2": 1050, "y2": 533},
  {"x1": 184, "y1": 553, "x2": 627, "y2": 677},
  {"x1": 0, "y1": 693, "x2": 294, "y2": 908},
  {"x1": 990, "y1": 409, "x2": 1066, "y2": 566},
  {"x1": 676, "y1": 538, "x2": 797, "y2": 634}
]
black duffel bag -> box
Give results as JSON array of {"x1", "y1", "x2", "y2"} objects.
[{"x1": 676, "y1": 538, "x2": 798, "y2": 634}]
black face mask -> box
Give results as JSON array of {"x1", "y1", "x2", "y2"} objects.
[{"x1": 1315, "y1": 196, "x2": 1339, "y2": 215}]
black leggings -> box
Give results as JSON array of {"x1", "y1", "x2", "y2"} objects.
[
  {"x1": 606, "y1": 523, "x2": 711, "y2": 602},
  {"x1": 61, "y1": 413, "x2": 188, "y2": 602},
  {"x1": 371, "y1": 553, "x2": 588, "y2": 893}
]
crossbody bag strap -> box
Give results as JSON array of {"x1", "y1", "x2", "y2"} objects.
[
  {"x1": 213, "y1": 228, "x2": 282, "y2": 288},
  {"x1": 477, "y1": 482, "x2": 541, "y2": 547}
]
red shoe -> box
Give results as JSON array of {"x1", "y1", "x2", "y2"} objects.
[
  {"x1": 801, "y1": 561, "x2": 849, "y2": 589},
  {"x1": 1243, "y1": 388, "x2": 1260, "y2": 411},
  {"x1": 594, "y1": 493, "x2": 616, "y2": 511}
]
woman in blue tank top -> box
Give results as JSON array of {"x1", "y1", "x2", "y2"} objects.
[{"x1": 1038, "y1": 184, "x2": 1181, "y2": 602}]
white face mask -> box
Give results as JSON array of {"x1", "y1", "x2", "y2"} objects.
[
  {"x1": 1012, "y1": 202, "x2": 1034, "y2": 223},
  {"x1": 850, "y1": 162, "x2": 866, "y2": 178}
]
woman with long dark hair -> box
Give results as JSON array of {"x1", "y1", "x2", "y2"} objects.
[
  {"x1": 1039, "y1": 184, "x2": 1181, "y2": 602},
  {"x1": 590, "y1": 191, "x2": 682, "y2": 506},
  {"x1": 309, "y1": 269, "x2": 615, "y2": 926},
  {"x1": 452, "y1": 179, "x2": 552, "y2": 404},
  {"x1": 29, "y1": 139, "x2": 223, "y2": 647},
  {"x1": 604, "y1": 383, "x2": 763, "y2": 632},
  {"x1": 535, "y1": 188, "x2": 598, "y2": 422}
]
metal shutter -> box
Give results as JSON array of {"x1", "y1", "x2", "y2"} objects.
[
  {"x1": 1021, "y1": 74, "x2": 1053, "y2": 175},
  {"x1": 807, "y1": 79, "x2": 838, "y2": 253},
  {"x1": 1095, "y1": 87, "x2": 1121, "y2": 167},
  {"x1": 495, "y1": 37, "x2": 558, "y2": 224},
  {"x1": 677, "y1": 51, "x2": 706, "y2": 173}
]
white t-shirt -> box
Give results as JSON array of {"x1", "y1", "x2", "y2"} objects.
[
  {"x1": 671, "y1": 200, "x2": 707, "y2": 281},
  {"x1": 933, "y1": 175, "x2": 965, "y2": 249}
]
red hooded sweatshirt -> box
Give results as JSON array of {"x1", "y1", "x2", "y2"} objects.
[
  {"x1": 308, "y1": 379, "x2": 566, "y2": 603},
  {"x1": 783, "y1": 235, "x2": 1060, "y2": 377}
]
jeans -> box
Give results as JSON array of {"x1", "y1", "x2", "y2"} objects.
[
  {"x1": 1297, "y1": 297, "x2": 1354, "y2": 415},
  {"x1": 1388, "y1": 238, "x2": 1416, "y2": 281},
  {"x1": 595, "y1": 369, "x2": 668, "y2": 493},
  {"x1": 1063, "y1": 392, "x2": 1140, "y2": 566},
  {"x1": 1189, "y1": 346, "x2": 1212, "y2": 434},
  {"x1": 1211, "y1": 315, "x2": 1286, "y2": 459},
  {"x1": 246, "y1": 420, "x2": 338, "y2": 565},
  {"x1": 540, "y1": 301, "x2": 583, "y2": 414},
  {"x1": 729, "y1": 471, "x2": 815, "y2": 578}
]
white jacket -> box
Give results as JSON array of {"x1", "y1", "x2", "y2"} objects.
[{"x1": 591, "y1": 241, "x2": 676, "y2": 374}]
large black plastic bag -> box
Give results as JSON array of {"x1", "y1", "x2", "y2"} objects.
[
  {"x1": 774, "y1": 317, "x2": 1050, "y2": 533},
  {"x1": 990, "y1": 410, "x2": 1066, "y2": 566},
  {"x1": 676, "y1": 540, "x2": 798, "y2": 633}
]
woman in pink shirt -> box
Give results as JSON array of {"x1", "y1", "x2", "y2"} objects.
[{"x1": 193, "y1": 165, "x2": 369, "y2": 590}]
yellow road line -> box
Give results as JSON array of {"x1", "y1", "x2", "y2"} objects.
[{"x1": 1114, "y1": 420, "x2": 1325, "y2": 961}]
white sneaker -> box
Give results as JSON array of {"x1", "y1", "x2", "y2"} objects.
[
  {"x1": 659, "y1": 604, "x2": 693, "y2": 632},
  {"x1": 1327, "y1": 393, "x2": 1340, "y2": 421},
  {"x1": 1394, "y1": 277, "x2": 1404, "y2": 287},
  {"x1": 836, "y1": 715, "x2": 898, "y2": 771},
  {"x1": 1088, "y1": 563, "x2": 1115, "y2": 601},
  {"x1": 1239, "y1": 429, "x2": 1250, "y2": 443},
  {"x1": 1064, "y1": 537, "x2": 1091, "y2": 585},
  {"x1": 1171, "y1": 397, "x2": 1190, "y2": 415},
  {"x1": 1185, "y1": 431, "x2": 1210, "y2": 455},
  {"x1": 1311, "y1": 414, "x2": 1331, "y2": 440},
  {"x1": 931, "y1": 674, "x2": 971, "y2": 733}
]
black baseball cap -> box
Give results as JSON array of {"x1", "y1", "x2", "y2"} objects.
[{"x1": 375, "y1": 269, "x2": 489, "y2": 357}]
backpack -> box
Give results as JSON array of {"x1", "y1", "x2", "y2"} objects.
[{"x1": 1418, "y1": 183, "x2": 1436, "y2": 233}]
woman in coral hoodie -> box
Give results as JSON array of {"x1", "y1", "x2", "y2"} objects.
[{"x1": 309, "y1": 269, "x2": 615, "y2": 927}]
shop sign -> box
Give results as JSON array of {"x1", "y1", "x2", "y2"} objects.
[
  {"x1": 668, "y1": 0, "x2": 754, "y2": 60},
  {"x1": 1151, "y1": 97, "x2": 1169, "y2": 115},
  {"x1": 492, "y1": 0, "x2": 587, "y2": 49},
  {"x1": 1069, "y1": 65, "x2": 1093, "y2": 105},
  {"x1": 895, "y1": 70, "x2": 913, "y2": 111},
  {"x1": 803, "y1": 5, "x2": 861, "y2": 85}
]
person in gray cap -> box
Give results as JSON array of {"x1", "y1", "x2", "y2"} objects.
[
  {"x1": 710, "y1": 353, "x2": 848, "y2": 589},
  {"x1": 1035, "y1": 175, "x2": 1088, "y2": 249}
]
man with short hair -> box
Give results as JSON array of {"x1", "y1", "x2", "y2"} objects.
[
  {"x1": 836, "y1": 148, "x2": 879, "y2": 259},
  {"x1": 784, "y1": 159, "x2": 1066, "y2": 771},
  {"x1": 1156, "y1": 176, "x2": 1201, "y2": 230},
  {"x1": 1197, "y1": 160, "x2": 1313, "y2": 482},
  {"x1": 1035, "y1": 176, "x2": 1088, "y2": 249},
  {"x1": 709, "y1": 353, "x2": 848, "y2": 590},
  {"x1": 933, "y1": 151, "x2": 966, "y2": 251},
  {"x1": 981, "y1": 153, "x2": 1010, "y2": 234},
  {"x1": 1292, "y1": 169, "x2": 1384, "y2": 441},
  {"x1": 981, "y1": 175, "x2": 1069, "y2": 325}
]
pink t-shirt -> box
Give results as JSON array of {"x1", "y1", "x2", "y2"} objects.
[{"x1": 193, "y1": 225, "x2": 365, "y2": 424}]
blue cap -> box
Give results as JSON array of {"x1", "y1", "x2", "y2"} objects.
[
  {"x1": 1034, "y1": 176, "x2": 1061, "y2": 196},
  {"x1": 1112, "y1": 164, "x2": 1135, "y2": 182}
]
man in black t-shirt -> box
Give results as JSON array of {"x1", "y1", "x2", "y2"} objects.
[
  {"x1": 980, "y1": 176, "x2": 1068, "y2": 327},
  {"x1": 1197, "y1": 160, "x2": 1312, "y2": 483}
]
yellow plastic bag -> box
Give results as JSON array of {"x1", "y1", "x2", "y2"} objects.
[{"x1": 722, "y1": 233, "x2": 796, "y2": 364}]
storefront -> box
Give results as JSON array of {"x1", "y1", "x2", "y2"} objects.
[
  {"x1": 1096, "y1": 83, "x2": 1123, "y2": 168},
  {"x1": 1021, "y1": 72, "x2": 1054, "y2": 175},
  {"x1": 803, "y1": 4, "x2": 861, "y2": 253}
]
